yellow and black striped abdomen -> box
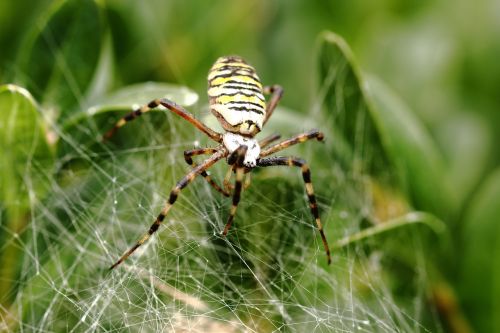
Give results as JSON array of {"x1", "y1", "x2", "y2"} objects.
[{"x1": 208, "y1": 56, "x2": 266, "y2": 136}]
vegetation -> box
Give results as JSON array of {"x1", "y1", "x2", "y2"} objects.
[{"x1": 1, "y1": 1, "x2": 499, "y2": 332}]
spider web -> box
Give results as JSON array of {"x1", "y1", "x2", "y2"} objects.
[{"x1": 2, "y1": 66, "x2": 438, "y2": 333}]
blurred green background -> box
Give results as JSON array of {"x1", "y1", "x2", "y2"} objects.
[{"x1": 1, "y1": 0, "x2": 499, "y2": 332}]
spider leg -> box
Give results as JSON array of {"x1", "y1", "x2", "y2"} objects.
[
  {"x1": 103, "y1": 98, "x2": 222, "y2": 142},
  {"x1": 222, "y1": 145, "x2": 248, "y2": 236},
  {"x1": 243, "y1": 173, "x2": 252, "y2": 190},
  {"x1": 223, "y1": 166, "x2": 234, "y2": 193},
  {"x1": 258, "y1": 133, "x2": 281, "y2": 148},
  {"x1": 222, "y1": 164, "x2": 252, "y2": 193},
  {"x1": 109, "y1": 150, "x2": 226, "y2": 270},
  {"x1": 257, "y1": 156, "x2": 331, "y2": 265},
  {"x1": 184, "y1": 148, "x2": 230, "y2": 197},
  {"x1": 263, "y1": 85, "x2": 284, "y2": 126},
  {"x1": 260, "y1": 129, "x2": 324, "y2": 157}
]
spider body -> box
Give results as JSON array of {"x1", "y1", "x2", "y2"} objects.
[
  {"x1": 208, "y1": 56, "x2": 266, "y2": 137},
  {"x1": 104, "y1": 56, "x2": 331, "y2": 270}
]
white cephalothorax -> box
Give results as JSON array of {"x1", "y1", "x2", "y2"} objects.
[{"x1": 223, "y1": 132, "x2": 260, "y2": 167}]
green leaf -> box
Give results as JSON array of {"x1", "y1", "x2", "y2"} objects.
[
  {"x1": 87, "y1": 81, "x2": 199, "y2": 113},
  {"x1": 57, "y1": 82, "x2": 199, "y2": 162},
  {"x1": 317, "y1": 31, "x2": 454, "y2": 219},
  {"x1": 317, "y1": 32, "x2": 390, "y2": 177},
  {"x1": 16, "y1": 0, "x2": 105, "y2": 120},
  {"x1": 459, "y1": 168, "x2": 500, "y2": 333},
  {"x1": 435, "y1": 113, "x2": 491, "y2": 208},
  {"x1": 0, "y1": 84, "x2": 54, "y2": 212},
  {"x1": 365, "y1": 76, "x2": 455, "y2": 218},
  {"x1": 81, "y1": 30, "x2": 115, "y2": 109},
  {"x1": 61, "y1": 82, "x2": 199, "y2": 134},
  {"x1": 0, "y1": 84, "x2": 54, "y2": 304}
]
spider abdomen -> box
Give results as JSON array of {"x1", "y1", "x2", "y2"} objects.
[{"x1": 208, "y1": 56, "x2": 266, "y2": 136}]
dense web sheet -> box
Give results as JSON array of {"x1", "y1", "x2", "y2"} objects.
[{"x1": 2, "y1": 74, "x2": 436, "y2": 332}]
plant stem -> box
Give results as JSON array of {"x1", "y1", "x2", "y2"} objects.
[{"x1": 333, "y1": 211, "x2": 446, "y2": 249}]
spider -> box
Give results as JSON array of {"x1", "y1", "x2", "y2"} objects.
[{"x1": 105, "y1": 55, "x2": 331, "y2": 270}]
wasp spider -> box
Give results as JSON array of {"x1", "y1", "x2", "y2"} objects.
[{"x1": 105, "y1": 56, "x2": 331, "y2": 269}]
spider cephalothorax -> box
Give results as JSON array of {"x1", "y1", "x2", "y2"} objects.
[{"x1": 104, "y1": 56, "x2": 330, "y2": 270}]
